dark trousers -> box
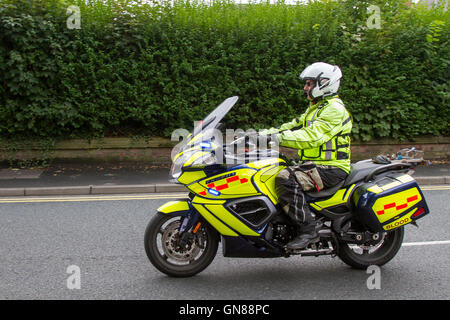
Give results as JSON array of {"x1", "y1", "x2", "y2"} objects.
[{"x1": 275, "y1": 165, "x2": 348, "y2": 232}]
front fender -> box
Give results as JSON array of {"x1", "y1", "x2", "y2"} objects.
[
  {"x1": 157, "y1": 200, "x2": 191, "y2": 216},
  {"x1": 157, "y1": 199, "x2": 203, "y2": 234}
]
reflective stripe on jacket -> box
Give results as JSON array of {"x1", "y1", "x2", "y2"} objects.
[{"x1": 262, "y1": 95, "x2": 352, "y2": 174}]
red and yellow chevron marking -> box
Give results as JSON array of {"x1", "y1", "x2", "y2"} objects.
[
  {"x1": 199, "y1": 175, "x2": 249, "y2": 196},
  {"x1": 376, "y1": 195, "x2": 419, "y2": 215},
  {"x1": 372, "y1": 187, "x2": 422, "y2": 224}
]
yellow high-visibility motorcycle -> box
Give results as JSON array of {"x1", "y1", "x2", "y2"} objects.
[{"x1": 144, "y1": 97, "x2": 430, "y2": 277}]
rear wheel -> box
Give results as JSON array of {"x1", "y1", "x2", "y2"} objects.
[
  {"x1": 337, "y1": 227, "x2": 404, "y2": 269},
  {"x1": 144, "y1": 213, "x2": 219, "y2": 277}
]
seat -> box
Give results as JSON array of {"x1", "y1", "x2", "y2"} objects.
[
  {"x1": 305, "y1": 160, "x2": 384, "y2": 199},
  {"x1": 342, "y1": 160, "x2": 386, "y2": 186},
  {"x1": 306, "y1": 179, "x2": 345, "y2": 198}
]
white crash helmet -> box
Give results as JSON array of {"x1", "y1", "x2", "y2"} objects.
[{"x1": 299, "y1": 62, "x2": 342, "y2": 99}]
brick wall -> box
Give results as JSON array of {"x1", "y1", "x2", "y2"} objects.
[{"x1": 1, "y1": 136, "x2": 448, "y2": 164}]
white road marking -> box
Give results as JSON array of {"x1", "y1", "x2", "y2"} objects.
[
  {"x1": 402, "y1": 240, "x2": 450, "y2": 247},
  {"x1": 420, "y1": 186, "x2": 450, "y2": 191}
]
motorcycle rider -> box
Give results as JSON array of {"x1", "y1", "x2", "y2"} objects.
[{"x1": 261, "y1": 62, "x2": 353, "y2": 250}]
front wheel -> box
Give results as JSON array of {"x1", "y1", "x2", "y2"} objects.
[
  {"x1": 144, "y1": 213, "x2": 219, "y2": 277},
  {"x1": 337, "y1": 227, "x2": 404, "y2": 269}
]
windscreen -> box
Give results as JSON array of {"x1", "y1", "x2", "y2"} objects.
[
  {"x1": 170, "y1": 96, "x2": 238, "y2": 178},
  {"x1": 173, "y1": 96, "x2": 238, "y2": 155},
  {"x1": 191, "y1": 96, "x2": 238, "y2": 138}
]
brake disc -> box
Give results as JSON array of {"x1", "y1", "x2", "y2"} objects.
[{"x1": 161, "y1": 220, "x2": 201, "y2": 263}]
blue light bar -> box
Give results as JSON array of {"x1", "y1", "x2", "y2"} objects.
[{"x1": 208, "y1": 188, "x2": 220, "y2": 196}]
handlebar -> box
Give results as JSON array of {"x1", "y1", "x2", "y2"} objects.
[{"x1": 223, "y1": 134, "x2": 296, "y2": 166}]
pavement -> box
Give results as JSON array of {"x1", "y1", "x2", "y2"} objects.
[{"x1": 0, "y1": 161, "x2": 449, "y2": 197}]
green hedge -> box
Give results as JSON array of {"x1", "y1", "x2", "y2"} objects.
[{"x1": 0, "y1": 0, "x2": 448, "y2": 142}]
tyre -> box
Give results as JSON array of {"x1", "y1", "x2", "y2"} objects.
[
  {"x1": 144, "y1": 213, "x2": 219, "y2": 277},
  {"x1": 337, "y1": 227, "x2": 404, "y2": 269}
]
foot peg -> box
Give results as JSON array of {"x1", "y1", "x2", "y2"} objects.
[
  {"x1": 285, "y1": 234, "x2": 320, "y2": 251},
  {"x1": 286, "y1": 241, "x2": 334, "y2": 256}
]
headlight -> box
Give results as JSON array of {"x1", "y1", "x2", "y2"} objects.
[
  {"x1": 171, "y1": 161, "x2": 183, "y2": 179},
  {"x1": 171, "y1": 151, "x2": 193, "y2": 179}
]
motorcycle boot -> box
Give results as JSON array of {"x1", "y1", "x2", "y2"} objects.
[
  {"x1": 275, "y1": 168, "x2": 320, "y2": 251},
  {"x1": 286, "y1": 206, "x2": 320, "y2": 251},
  {"x1": 286, "y1": 226, "x2": 320, "y2": 251}
]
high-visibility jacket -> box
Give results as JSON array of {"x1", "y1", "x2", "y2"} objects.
[{"x1": 262, "y1": 95, "x2": 352, "y2": 174}]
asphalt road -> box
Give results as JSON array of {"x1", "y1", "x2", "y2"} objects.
[{"x1": 0, "y1": 188, "x2": 449, "y2": 300}]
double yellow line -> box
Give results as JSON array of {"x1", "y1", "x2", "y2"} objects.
[
  {"x1": 0, "y1": 193, "x2": 189, "y2": 204},
  {"x1": 0, "y1": 186, "x2": 448, "y2": 204}
]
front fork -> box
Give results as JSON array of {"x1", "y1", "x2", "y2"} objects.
[{"x1": 178, "y1": 203, "x2": 202, "y2": 248}]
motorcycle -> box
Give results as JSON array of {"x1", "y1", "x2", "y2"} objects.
[{"x1": 144, "y1": 96, "x2": 430, "y2": 277}]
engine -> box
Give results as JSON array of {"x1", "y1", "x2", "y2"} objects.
[{"x1": 269, "y1": 222, "x2": 297, "y2": 246}]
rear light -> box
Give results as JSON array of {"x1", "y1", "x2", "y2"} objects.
[{"x1": 412, "y1": 207, "x2": 426, "y2": 219}]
